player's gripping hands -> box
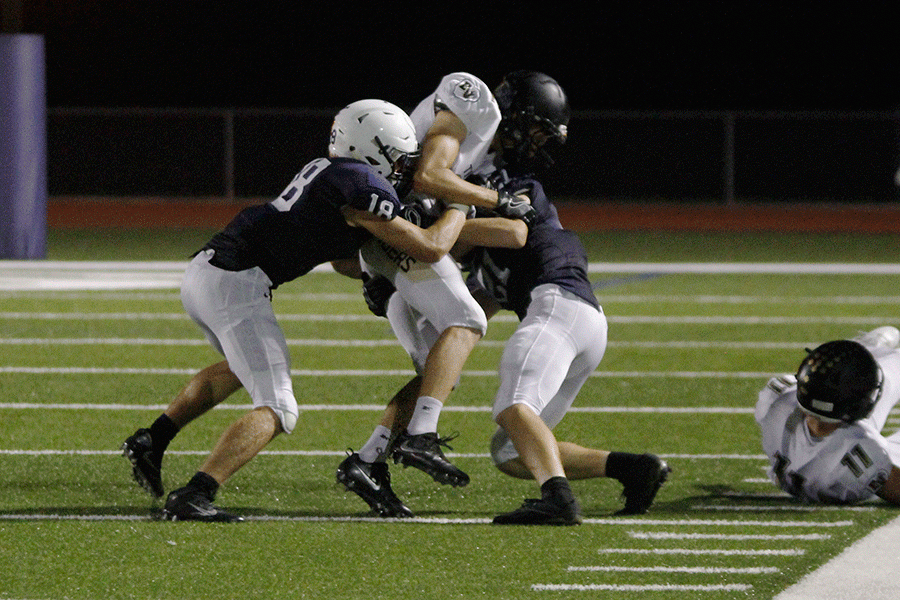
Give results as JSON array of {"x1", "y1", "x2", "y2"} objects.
[{"x1": 495, "y1": 190, "x2": 536, "y2": 228}]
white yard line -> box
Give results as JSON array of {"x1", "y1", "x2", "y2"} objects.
[
  {"x1": 588, "y1": 263, "x2": 900, "y2": 275},
  {"x1": 3, "y1": 261, "x2": 900, "y2": 291},
  {"x1": 0, "y1": 337, "x2": 834, "y2": 350},
  {"x1": 0, "y1": 366, "x2": 780, "y2": 378},
  {"x1": 630, "y1": 532, "x2": 833, "y2": 540},
  {"x1": 568, "y1": 565, "x2": 780, "y2": 573},
  {"x1": 598, "y1": 548, "x2": 806, "y2": 556},
  {"x1": 0, "y1": 311, "x2": 896, "y2": 326},
  {"x1": 532, "y1": 583, "x2": 754, "y2": 592},
  {"x1": 0, "y1": 402, "x2": 758, "y2": 413},
  {"x1": 0, "y1": 449, "x2": 766, "y2": 461}
]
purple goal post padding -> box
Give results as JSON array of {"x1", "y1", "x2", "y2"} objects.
[{"x1": 0, "y1": 34, "x2": 47, "y2": 259}]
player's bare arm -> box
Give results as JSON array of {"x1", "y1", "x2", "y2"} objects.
[
  {"x1": 876, "y1": 465, "x2": 900, "y2": 505},
  {"x1": 343, "y1": 205, "x2": 465, "y2": 263},
  {"x1": 452, "y1": 217, "x2": 528, "y2": 259},
  {"x1": 414, "y1": 110, "x2": 525, "y2": 209}
]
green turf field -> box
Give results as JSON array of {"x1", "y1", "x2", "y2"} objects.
[{"x1": 2, "y1": 227, "x2": 899, "y2": 599}]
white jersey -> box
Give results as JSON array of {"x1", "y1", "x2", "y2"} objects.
[
  {"x1": 358, "y1": 73, "x2": 496, "y2": 364},
  {"x1": 409, "y1": 72, "x2": 501, "y2": 180},
  {"x1": 755, "y1": 374, "x2": 893, "y2": 504}
]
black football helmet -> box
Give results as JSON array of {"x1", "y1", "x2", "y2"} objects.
[
  {"x1": 795, "y1": 340, "x2": 883, "y2": 423},
  {"x1": 493, "y1": 71, "x2": 570, "y2": 173}
]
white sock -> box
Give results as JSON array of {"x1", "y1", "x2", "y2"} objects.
[
  {"x1": 358, "y1": 425, "x2": 392, "y2": 463},
  {"x1": 406, "y1": 396, "x2": 443, "y2": 435}
]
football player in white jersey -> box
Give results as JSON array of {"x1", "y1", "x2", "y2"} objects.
[
  {"x1": 755, "y1": 326, "x2": 900, "y2": 505},
  {"x1": 336, "y1": 72, "x2": 570, "y2": 517}
]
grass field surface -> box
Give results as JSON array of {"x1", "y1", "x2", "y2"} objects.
[{"x1": 1, "y1": 227, "x2": 899, "y2": 599}]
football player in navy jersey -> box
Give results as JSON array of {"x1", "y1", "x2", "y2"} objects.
[
  {"x1": 120, "y1": 100, "x2": 478, "y2": 522},
  {"x1": 341, "y1": 74, "x2": 671, "y2": 523},
  {"x1": 463, "y1": 173, "x2": 672, "y2": 524},
  {"x1": 336, "y1": 72, "x2": 571, "y2": 517}
]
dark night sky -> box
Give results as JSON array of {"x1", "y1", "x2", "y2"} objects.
[{"x1": 35, "y1": 2, "x2": 899, "y2": 112}]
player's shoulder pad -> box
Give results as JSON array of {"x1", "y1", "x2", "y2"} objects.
[
  {"x1": 435, "y1": 73, "x2": 500, "y2": 132},
  {"x1": 327, "y1": 158, "x2": 399, "y2": 214},
  {"x1": 440, "y1": 72, "x2": 490, "y2": 100}
]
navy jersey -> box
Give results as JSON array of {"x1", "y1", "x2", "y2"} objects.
[
  {"x1": 200, "y1": 158, "x2": 401, "y2": 288},
  {"x1": 467, "y1": 176, "x2": 599, "y2": 320}
]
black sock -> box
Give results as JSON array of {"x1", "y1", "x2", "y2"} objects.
[
  {"x1": 541, "y1": 476, "x2": 575, "y2": 505},
  {"x1": 186, "y1": 471, "x2": 219, "y2": 499},
  {"x1": 148, "y1": 414, "x2": 179, "y2": 452},
  {"x1": 605, "y1": 452, "x2": 643, "y2": 483}
]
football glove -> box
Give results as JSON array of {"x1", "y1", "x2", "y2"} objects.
[
  {"x1": 495, "y1": 190, "x2": 536, "y2": 228},
  {"x1": 400, "y1": 197, "x2": 439, "y2": 228},
  {"x1": 361, "y1": 273, "x2": 396, "y2": 318}
]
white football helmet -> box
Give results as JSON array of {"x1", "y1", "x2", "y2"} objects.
[{"x1": 329, "y1": 99, "x2": 420, "y2": 196}]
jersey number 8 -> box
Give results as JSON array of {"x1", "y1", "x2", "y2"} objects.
[{"x1": 272, "y1": 158, "x2": 331, "y2": 212}]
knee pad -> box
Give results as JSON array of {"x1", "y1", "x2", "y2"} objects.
[
  {"x1": 436, "y1": 303, "x2": 487, "y2": 337},
  {"x1": 490, "y1": 427, "x2": 517, "y2": 465},
  {"x1": 272, "y1": 407, "x2": 298, "y2": 435}
]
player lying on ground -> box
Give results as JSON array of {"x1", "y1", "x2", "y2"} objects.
[{"x1": 756, "y1": 326, "x2": 900, "y2": 504}]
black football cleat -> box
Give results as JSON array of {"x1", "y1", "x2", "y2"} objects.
[
  {"x1": 337, "y1": 452, "x2": 413, "y2": 518},
  {"x1": 392, "y1": 431, "x2": 470, "y2": 487},
  {"x1": 161, "y1": 487, "x2": 243, "y2": 523},
  {"x1": 493, "y1": 497, "x2": 582, "y2": 526},
  {"x1": 615, "y1": 454, "x2": 671, "y2": 515},
  {"x1": 121, "y1": 428, "x2": 164, "y2": 498}
]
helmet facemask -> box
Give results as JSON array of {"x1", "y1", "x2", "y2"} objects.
[
  {"x1": 497, "y1": 109, "x2": 568, "y2": 172},
  {"x1": 795, "y1": 340, "x2": 883, "y2": 424},
  {"x1": 329, "y1": 99, "x2": 420, "y2": 197},
  {"x1": 493, "y1": 71, "x2": 570, "y2": 174},
  {"x1": 374, "y1": 135, "x2": 421, "y2": 199}
]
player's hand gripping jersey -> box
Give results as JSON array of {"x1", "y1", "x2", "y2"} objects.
[
  {"x1": 755, "y1": 374, "x2": 893, "y2": 503},
  {"x1": 409, "y1": 72, "x2": 502, "y2": 180},
  {"x1": 466, "y1": 175, "x2": 599, "y2": 320},
  {"x1": 200, "y1": 158, "x2": 401, "y2": 288}
]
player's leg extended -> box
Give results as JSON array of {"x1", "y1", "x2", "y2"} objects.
[
  {"x1": 188, "y1": 268, "x2": 298, "y2": 484},
  {"x1": 123, "y1": 255, "x2": 244, "y2": 499},
  {"x1": 121, "y1": 361, "x2": 243, "y2": 499},
  {"x1": 495, "y1": 403, "x2": 566, "y2": 484},
  {"x1": 494, "y1": 437, "x2": 610, "y2": 481},
  {"x1": 199, "y1": 406, "x2": 282, "y2": 483},
  {"x1": 166, "y1": 361, "x2": 244, "y2": 428},
  {"x1": 413, "y1": 324, "x2": 483, "y2": 423},
  {"x1": 391, "y1": 323, "x2": 482, "y2": 487},
  {"x1": 492, "y1": 404, "x2": 581, "y2": 526},
  {"x1": 336, "y1": 373, "x2": 419, "y2": 518},
  {"x1": 162, "y1": 258, "x2": 297, "y2": 522},
  {"x1": 366, "y1": 251, "x2": 486, "y2": 487},
  {"x1": 490, "y1": 288, "x2": 584, "y2": 524}
]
